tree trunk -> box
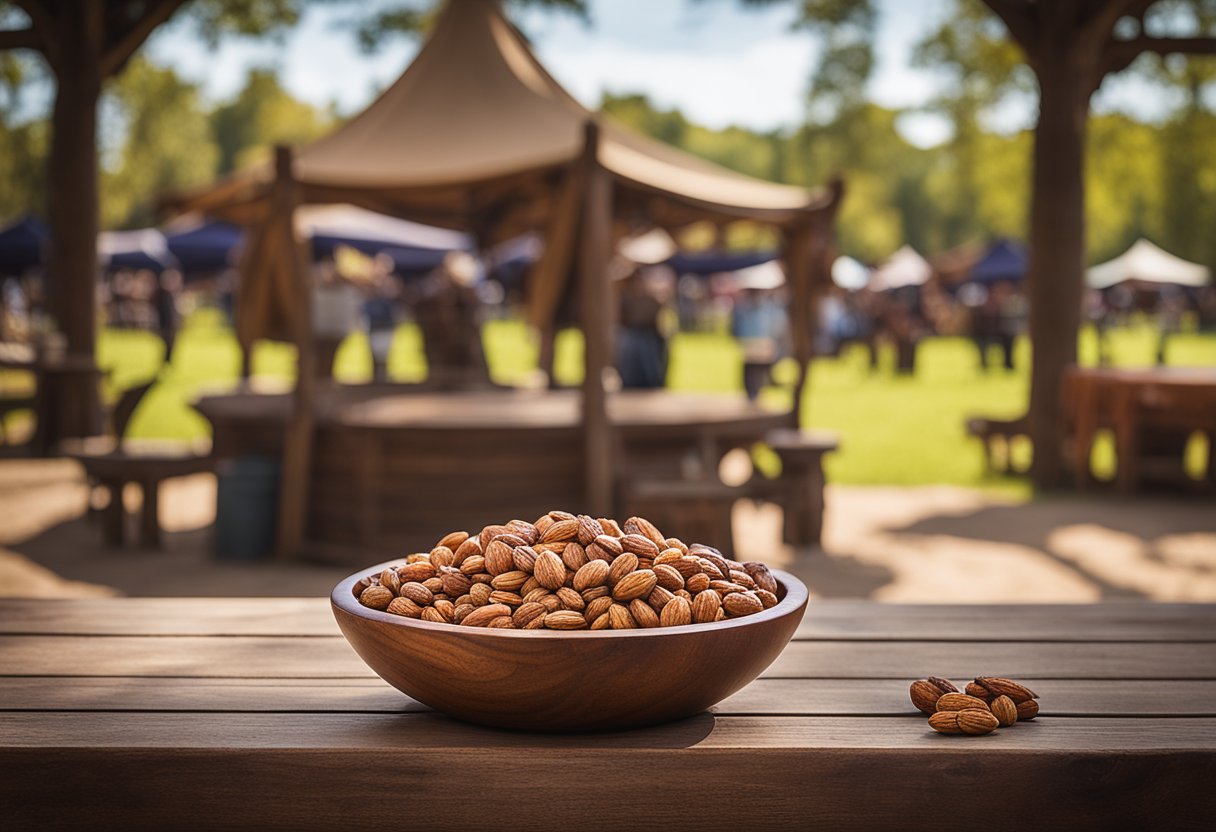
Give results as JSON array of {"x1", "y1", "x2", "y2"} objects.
[
  {"x1": 1026, "y1": 52, "x2": 1090, "y2": 489},
  {"x1": 46, "y1": 11, "x2": 103, "y2": 440}
]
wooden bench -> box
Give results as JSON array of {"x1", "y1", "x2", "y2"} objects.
[
  {"x1": 620, "y1": 477, "x2": 741, "y2": 557},
  {"x1": 762, "y1": 428, "x2": 838, "y2": 547},
  {"x1": 61, "y1": 381, "x2": 212, "y2": 547},
  {"x1": 965, "y1": 416, "x2": 1029, "y2": 474}
]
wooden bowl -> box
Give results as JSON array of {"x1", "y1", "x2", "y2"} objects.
[{"x1": 331, "y1": 560, "x2": 808, "y2": 732}]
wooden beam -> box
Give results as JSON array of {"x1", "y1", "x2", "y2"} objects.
[
  {"x1": 0, "y1": 28, "x2": 42, "y2": 51},
  {"x1": 577, "y1": 121, "x2": 614, "y2": 515},
  {"x1": 269, "y1": 145, "x2": 316, "y2": 560},
  {"x1": 100, "y1": 0, "x2": 188, "y2": 77}
]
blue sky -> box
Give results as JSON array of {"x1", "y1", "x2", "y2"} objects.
[{"x1": 140, "y1": 0, "x2": 1175, "y2": 148}]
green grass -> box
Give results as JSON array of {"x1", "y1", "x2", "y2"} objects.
[{"x1": 82, "y1": 310, "x2": 1216, "y2": 493}]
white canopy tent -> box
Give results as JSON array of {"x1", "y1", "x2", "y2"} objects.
[
  {"x1": 869, "y1": 245, "x2": 931, "y2": 291},
  {"x1": 1087, "y1": 239, "x2": 1210, "y2": 289},
  {"x1": 733, "y1": 260, "x2": 786, "y2": 290},
  {"x1": 831, "y1": 255, "x2": 869, "y2": 290}
]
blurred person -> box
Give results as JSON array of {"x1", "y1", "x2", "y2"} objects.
[
  {"x1": 1155, "y1": 284, "x2": 1188, "y2": 366},
  {"x1": 312, "y1": 258, "x2": 362, "y2": 380},
  {"x1": 414, "y1": 252, "x2": 490, "y2": 388},
  {"x1": 616, "y1": 267, "x2": 669, "y2": 390},
  {"x1": 154, "y1": 269, "x2": 183, "y2": 364},
  {"x1": 1084, "y1": 288, "x2": 1110, "y2": 366},
  {"x1": 992, "y1": 281, "x2": 1022, "y2": 372},
  {"x1": 732, "y1": 287, "x2": 787, "y2": 400},
  {"x1": 363, "y1": 255, "x2": 399, "y2": 383}
]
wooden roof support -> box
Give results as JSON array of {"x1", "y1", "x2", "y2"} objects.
[
  {"x1": 265, "y1": 146, "x2": 316, "y2": 560},
  {"x1": 578, "y1": 122, "x2": 615, "y2": 516}
]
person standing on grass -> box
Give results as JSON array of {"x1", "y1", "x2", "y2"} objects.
[
  {"x1": 616, "y1": 268, "x2": 669, "y2": 389},
  {"x1": 154, "y1": 269, "x2": 183, "y2": 365}
]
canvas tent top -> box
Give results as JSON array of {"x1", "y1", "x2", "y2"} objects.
[
  {"x1": 175, "y1": 0, "x2": 832, "y2": 233},
  {"x1": 1087, "y1": 238, "x2": 1210, "y2": 289},
  {"x1": 869, "y1": 245, "x2": 930, "y2": 291}
]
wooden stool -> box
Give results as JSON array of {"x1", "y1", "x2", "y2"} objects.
[
  {"x1": 67, "y1": 440, "x2": 213, "y2": 547},
  {"x1": 965, "y1": 416, "x2": 1029, "y2": 474},
  {"x1": 621, "y1": 478, "x2": 741, "y2": 556},
  {"x1": 764, "y1": 428, "x2": 838, "y2": 546}
]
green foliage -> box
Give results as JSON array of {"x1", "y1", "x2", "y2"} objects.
[
  {"x1": 348, "y1": 0, "x2": 588, "y2": 52},
  {"x1": 209, "y1": 67, "x2": 332, "y2": 173},
  {"x1": 101, "y1": 57, "x2": 219, "y2": 228}
]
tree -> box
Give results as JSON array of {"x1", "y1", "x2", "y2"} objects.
[
  {"x1": 0, "y1": 0, "x2": 305, "y2": 439},
  {"x1": 973, "y1": 0, "x2": 1216, "y2": 488},
  {"x1": 211, "y1": 67, "x2": 332, "y2": 174},
  {"x1": 103, "y1": 56, "x2": 219, "y2": 227}
]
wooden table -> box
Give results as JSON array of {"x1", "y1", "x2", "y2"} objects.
[
  {"x1": 1066, "y1": 366, "x2": 1216, "y2": 493},
  {"x1": 195, "y1": 388, "x2": 791, "y2": 558},
  {"x1": 2, "y1": 599, "x2": 1213, "y2": 830}
]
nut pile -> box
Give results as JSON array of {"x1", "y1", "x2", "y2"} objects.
[
  {"x1": 353, "y1": 511, "x2": 781, "y2": 630},
  {"x1": 910, "y1": 676, "x2": 1041, "y2": 736}
]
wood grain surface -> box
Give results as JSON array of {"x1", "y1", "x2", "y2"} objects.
[{"x1": 0, "y1": 599, "x2": 1213, "y2": 831}]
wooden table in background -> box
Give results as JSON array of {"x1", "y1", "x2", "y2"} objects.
[
  {"x1": 1066, "y1": 366, "x2": 1216, "y2": 493},
  {"x1": 0, "y1": 344, "x2": 102, "y2": 454},
  {"x1": 1, "y1": 599, "x2": 1213, "y2": 830}
]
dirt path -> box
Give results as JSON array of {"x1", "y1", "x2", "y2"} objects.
[{"x1": 0, "y1": 460, "x2": 1212, "y2": 601}]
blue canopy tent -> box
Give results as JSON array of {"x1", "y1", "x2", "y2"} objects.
[
  {"x1": 666, "y1": 250, "x2": 777, "y2": 276},
  {"x1": 299, "y1": 205, "x2": 472, "y2": 277},
  {"x1": 165, "y1": 221, "x2": 244, "y2": 275},
  {"x1": 969, "y1": 239, "x2": 1027, "y2": 285},
  {"x1": 0, "y1": 216, "x2": 48, "y2": 277}
]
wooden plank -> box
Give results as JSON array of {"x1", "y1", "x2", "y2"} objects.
[
  {"x1": 797, "y1": 602, "x2": 1216, "y2": 642},
  {"x1": 0, "y1": 716, "x2": 1212, "y2": 830},
  {"x1": 2, "y1": 636, "x2": 1213, "y2": 680},
  {"x1": 3, "y1": 676, "x2": 1214, "y2": 718},
  {"x1": 3, "y1": 599, "x2": 1213, "y2": 641}
]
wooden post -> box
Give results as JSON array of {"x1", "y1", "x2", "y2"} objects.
[
  {"x1": 44, "y1": 5, "x2": 103, "y2": 442},
  {"x1": 271, "y1": 146, "x2": 316, "y2": 559},
  {"x1": 578, "y1": 122, "x2": 614, "y2": 515}
]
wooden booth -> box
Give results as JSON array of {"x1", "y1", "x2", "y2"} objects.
[{"x1": 173, "y1": 0, "x2": 843, "y2": 559}]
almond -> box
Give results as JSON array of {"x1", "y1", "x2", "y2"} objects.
[
  {"x1": 990, "y1": 695, "x2": 1017, "y2": 727},
  {"x1": 620, "y1": 533, "x2": 660, "y2": 558},
  {"x1": 512, "y1": 602, "x2": 547, "y2": 628},
  {"x1": 1016, "y1": 699, "x2": 1040, "y2": 721},
  {"x1": 437, "y1": 530, "x2": 469, "y2": 551},
  {"x1": 397, "y1": 561, "x2": 438, "y2": 584},
  {"x1": 722, "y1": 590, "x2": 763, "y2": 617},
  {"x1": 608, "y1": 603, "x2": 636, "y2": 629},
  {"x1": 577, "y1": 515, "x2": 604, "y2": 545},
  {"x1": 386, "y1": 596, "x2": 422, "y2": 618},
  {"x1": 975, "y1": 676, "x2": 1038, "y2": 703},
  {"x1": 624, "y1": 516, "x2": 665, "y2": 548},
  {"x1": 462, "y1": 604, "x2": 511, "y2": 627},
  {"x1": 612, "y1": 569, "x2": 658, "y2": 601},
  {"x1": 936, "y1": 693, "x2": 991, "y2": 713},
  {"x1": 629, "y1": 598, "x2": 661, "y2": 628},
  {"x1": 555, "y1": 586, "x2": 585, "y2": 611},
  {"x1": 653, "y1": 564, "x2": 685, "y2": 592},
  {"x1": 965, "y1": 681, "x2": 993, "y2": 701},
  {"x1": 400, "y1": 582, "x2": 433, "y2": 606},
  {"x1": 928, "y1": 711, "x2": 962, "y2": 734},
  {"x1": 660, "y1": 596, "x2": 692, "y2": 627},
  {"x1": 561, "y1": 542, "x2": 589, "y2": 571},
  {"x1": 957, "y1": 708, "x2": 1000, "y2": 735},
  {"x1": 534, "y1": 551, "x2": 567, "y2": 590},
  {"x1": 490, "y1": 570, "x2": 529, "y2": 591},
  {"x1": 910, "y1": 680, "x2": 948, "y2": 715},
  {"x1": 540, "y1": 518, "x2": 579, "y2": 543},
  {"x1": 584, "y1": 595, "x2": 613, "y2": 622},
  {"x1": 359, "y1": 585, "x2": 394, "y2": 610},
  {"x1": 573, "y1": 559, "x2": 610, "y2": 591},
  {"x1": 608, "y1": 553, "x2": 639, "y2": 586},
  {"x1": 484, "y1": 539, "x2": 515, "y2": 575},
  {"x1": 742, "y1": 562, "x2": 779, "y2": 594},
  {"x1": 544, "y1": 610, "x2": 587, "y2": 630},
  {"x1": 379, "y1": 569, "x2": 401, "y2": 595},
  {"x1": 691, "y1": 590, "x2": 721, "y2": 624}
]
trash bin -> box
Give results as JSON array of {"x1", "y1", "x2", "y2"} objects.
[{"x1": 214, "y1": 456, "x2": 281, "y2": 560}]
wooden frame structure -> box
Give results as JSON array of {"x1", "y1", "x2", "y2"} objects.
[{"x1": 172, "y1": 0, "x2": 843, "y2": 556}]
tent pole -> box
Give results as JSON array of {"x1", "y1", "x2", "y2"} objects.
[
  {"x1": 578, "y1": 121, "x2": 614, "y2": 515},
  {"x1": 272, "y1": 145, "x2": 316, "y2": 560}
]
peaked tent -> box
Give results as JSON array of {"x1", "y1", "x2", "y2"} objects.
[
  {"x1": 1087, "y1": 238, "x2": 1210, "y2": 290},
  {"x1": 170, "y1": 0, "x2": 842, "y2": 553},
  {"x1": 831, "y1": 256, "x2": 868, "y2": 290},
  {"x1": 98, "y1": 228, "x2": 179, "y2": 273},
  {"x1": 869, "y1": 245, "x2": 930, "y2": 292},
  {"x1": 970, "y1": 238, "x2": 1027, "y2": 285}
]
